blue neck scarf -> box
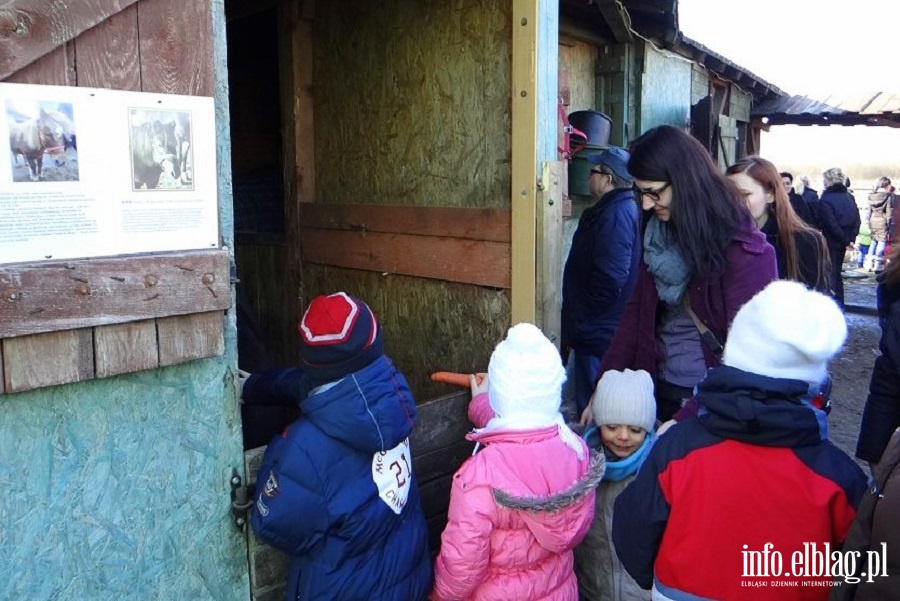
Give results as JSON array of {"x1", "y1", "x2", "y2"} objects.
[{"x1": 583, "y1": 426, "x2": 656, "y2": 481}]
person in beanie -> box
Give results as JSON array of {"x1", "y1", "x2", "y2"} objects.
[
  {"x1": 575, "y1": 369, "x2": 655, "y2": 601},
  {"x1": 561, "y1": 146, "x2": 641, "y2": 417},
  {"x1": 249, "y1": 292, "x2": 432, "y2": 601},
  {"x1": 611, "y1": 280, "x2": 868, "y2": 600},
  {"x1": 818, "y1": 167, "x2": 861, "y2": 308},
  {"x1": 431, "y1": 323, "x2": 605, "y2": 601}
]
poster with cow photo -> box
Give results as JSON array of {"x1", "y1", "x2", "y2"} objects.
[
  {"x1": 129, "y1": 109, "x2": 193, "y2": 191},
  {"x1": 6, "y1": 99, "x2": 78, "y2": 183},
  {"x1": 0, "y1": 82, "x2": 217, "y2": 265}
]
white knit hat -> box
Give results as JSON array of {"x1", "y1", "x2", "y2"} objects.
[
  {"x1": 722, "y1": 280, "x2": 847, "y2": 385},
  {"x1": 591, "y1": 369, "x2": 656, "y2": 433},
  {"x1": 487, "y1": 323, "x2": 566, "y2": 420}
]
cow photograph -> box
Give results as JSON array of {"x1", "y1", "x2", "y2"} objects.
[
  {"x1": 6, "y1": 100, "x2": 78, "y2": 182},
  {"x1": 129, "y1": 108, "x2": 194, "y2": 191}
]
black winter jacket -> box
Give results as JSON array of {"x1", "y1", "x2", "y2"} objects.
[{"x1": 819, "y1": 184, "x2": 861, "y2": 249}]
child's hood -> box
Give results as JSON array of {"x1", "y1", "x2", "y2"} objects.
[
  {"x1": 492, "y1": 450, "x2": 605, "y2": 552},
  {"x1": 299, "y1": 355, "x2": 417, "y2": 453}
]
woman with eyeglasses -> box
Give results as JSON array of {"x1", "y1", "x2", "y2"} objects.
[
  {"x1": 580, "y1": 125, "x2": 777, "y2": 424},
  {"x1": 726, "y1": 156, "x2": 832, "y2": 293}
]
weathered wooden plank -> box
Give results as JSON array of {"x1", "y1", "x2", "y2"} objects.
[
  {"x1": 0, "y1": 250, "x2": 232, "y2": 339},
  {"x1": 3, "y1": 44, "x2": 70, "y2": 85},
  {"x1": 282, "y1": 2, "x2": 315, "y2": 204},
  {"x1": 72, "y1": 3, "x2": 141, "y2": 91},
  {"x1": 136, "y1": 0, "x2": 213, "y2": 96},
  {"x1": 0, "y1": 342, "x2": 4, "y2": 394},
  {"x1": 409, "y1": 391, "x2": 471, "y2": 454},
  {"x1": 2, "y1": 329, "x2": 94, "y2": 393},
  {"x1": 298, "y1": 204, "x2": 511, "y2": 243},
  {"x1": 0, "y1": 0, "x2": 141, "y2": 80},
  {"x1": 299, "y1": 229, "x2": 511, "y2": 288},
  {"x1": 157, "y1": 311, "x2": 225, "y2": 366},
  {"x1": 511, "y1": 0, "x2": 539, "y2": 323},
  {"x1": 537, "y1": 161, "x2": 564, "y2": 346},
  {"x1": 94, "y1": 320, "x2": 159, "y2": 378}
]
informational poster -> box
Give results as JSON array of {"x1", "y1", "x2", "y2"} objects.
[{"x1": 0, "y1": 82, "x2": 219, "y2": 265}]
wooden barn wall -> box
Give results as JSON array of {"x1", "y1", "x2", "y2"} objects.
[
  {"x1": 0, "y1": 1, "x2": 248, "y2": 598},
  {"x1": 639, "y1": 42, "x2": 692, "y2": 134},
  {"x1": 301, "y1": 0, "x2": 513, "y2": 398},
  {"x1": 691, "y1": 63, "x2": 709, "y2": 107},
  {"x1": 559, "y1": 40, "x2": 597, "y2": 114}
]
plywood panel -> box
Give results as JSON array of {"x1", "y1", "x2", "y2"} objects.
[
  {"x1": 0, "y1": 250, "x2": 232, "y2": 338},
  {"x1": 3, "y1": 329, "x2": 94, "y2": 392},
  {"x1": 72, "y1": 3, "x2": 141, "y2": 91},
  {"x1": 313, "y1": 0, "x2": 511, "y2": 210},
  {"x1": 0, "y1": 0, "x2": 141, "y2": 80},
  {"x1": 136, "y1": 0, "x2": 213, "y2": 95},
  {"x1": 94, "y1": 320, "x2": 159, "y2": 378},
  {"x1": 157, "y1": 311, "x2": 225, "y2": 366}
]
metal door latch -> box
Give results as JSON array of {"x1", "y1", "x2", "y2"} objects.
[{"x1": 230, "y1": 469, "x2": 254, "y2": 531}]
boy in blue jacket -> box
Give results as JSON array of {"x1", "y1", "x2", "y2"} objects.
[{"x1": 248, "y1": 292, "x2": 432, "y2": 601}]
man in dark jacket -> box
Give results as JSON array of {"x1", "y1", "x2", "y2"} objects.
[
  {"x1": 561, "y1": 147, "x2": 641, "y2": 415},
  {"x1": 819, "y1": 168, "x2": 861, "y2": 308},
  {"x1": 781, "y1": 171, "x2": 815, "y2": 226},
  {"x1": 612, "y1": 281, "x2": 867, "y2": 600}
]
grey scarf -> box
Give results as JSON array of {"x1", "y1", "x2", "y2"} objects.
[{"x1": 643, "y1": 216, "x2": 691, "y2": 304}]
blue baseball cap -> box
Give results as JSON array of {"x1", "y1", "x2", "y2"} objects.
[{"x1": 588, "y1": 146, "x2": 632, "y2": 183}]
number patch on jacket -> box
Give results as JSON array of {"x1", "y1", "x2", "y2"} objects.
[{"x1": 372, "y1": 438, "x2": 412, "y2": 514}]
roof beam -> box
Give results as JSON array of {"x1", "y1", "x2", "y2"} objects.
[{"x1": 595, "y1": 0, "x2": 633, "y2": 42}]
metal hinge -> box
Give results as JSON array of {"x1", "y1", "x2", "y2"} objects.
[{"x1": 230, "y1": 468, "x2": 254, "y2": 531}]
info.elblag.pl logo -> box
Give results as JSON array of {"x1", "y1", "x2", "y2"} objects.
[{"x1": 741, "y1": 542, "x2": 888, "y2": 588}]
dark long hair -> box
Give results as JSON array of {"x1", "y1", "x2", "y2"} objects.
[
  {"x1": 628, "y1": 125, "x2": 749, "y2": 276},
  {"x1": 726, "y1": 156, "x2": 830, "y2": 289}
]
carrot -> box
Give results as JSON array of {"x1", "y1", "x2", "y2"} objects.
[{"x1": 431, "y1": 371, "x2": 483, "y2": 388}]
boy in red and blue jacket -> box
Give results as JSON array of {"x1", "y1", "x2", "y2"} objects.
[{"x1": 612, "y1": 281, "x2": 867, "y2": 600}]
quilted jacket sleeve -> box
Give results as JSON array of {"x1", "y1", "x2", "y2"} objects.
[
  {"x1": 250, "y1": 426, "x2": 332, "y2": 556},
  {"x1": 467, "y1": 392, "x2": 494, "y2": 428},
  {"x1": 431, "y1": 476, "x2": 495, "y2": 601}
]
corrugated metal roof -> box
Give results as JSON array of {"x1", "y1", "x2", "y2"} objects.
[{"x1": 752, "y1": 92, "x2": 900, "y2": 127}]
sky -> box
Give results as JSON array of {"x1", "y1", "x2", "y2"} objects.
[{"x1": 678, "y1": 0, "x2": 900, "y2": 184}]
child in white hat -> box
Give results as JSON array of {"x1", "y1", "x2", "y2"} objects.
[{"x1": 575, "y1": 369, "x2": 655, "y2": 601}]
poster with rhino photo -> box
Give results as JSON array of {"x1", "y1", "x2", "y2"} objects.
[{"x1": 0, "y1": 82, "x2": 218, "y2": 265}]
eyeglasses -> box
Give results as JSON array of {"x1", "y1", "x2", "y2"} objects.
[
  {"x1": 632, "y1": 182, "x2": 670, "y2": 204},
  {"x1": 590, "y1": 169, "x2": 609, "y2": 177}
]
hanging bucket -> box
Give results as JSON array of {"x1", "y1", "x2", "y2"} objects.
[{"x1": 567, "y1": 111, "x2": 612, "y2": 147}]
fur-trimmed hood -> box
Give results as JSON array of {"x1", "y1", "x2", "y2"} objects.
[{"x1": 493, "y1": 450, "x2": 605, "y2": 511}]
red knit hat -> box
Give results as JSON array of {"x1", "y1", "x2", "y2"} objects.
[{"x1": 298, "y1": 292, "x2": 383, "y2": 381}]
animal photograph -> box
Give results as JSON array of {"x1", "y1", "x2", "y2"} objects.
[
  {"x1": 6, "y1": 100, "x2": 78, "y2": 182},
  {"x1": 129, "y1": 109, "x2": 194, "y2": 191}
]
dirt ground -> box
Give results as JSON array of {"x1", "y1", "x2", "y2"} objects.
[{"x1": 827, "y1": 272, "x2": 883, "y2": 469}]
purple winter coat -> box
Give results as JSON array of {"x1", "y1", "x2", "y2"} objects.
[{"x1": 598, "y1": 219, "x2": 777, "y2": 381}]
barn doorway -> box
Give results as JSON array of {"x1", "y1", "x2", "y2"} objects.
[{"x1": 225, "y1": 2, "x2": 295, "y2": 450}]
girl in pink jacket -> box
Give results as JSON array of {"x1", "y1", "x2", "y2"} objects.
[{"x1": 432, "y1": 323, "x2": 605, "y2": 601}]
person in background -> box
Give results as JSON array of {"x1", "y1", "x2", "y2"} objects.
[
  {"x1": 854, "y1": 222, "x2": 872, "y2": 269},
  {"x1": 818, "y1": 167, "x2": 861, "y2": 308},
  {"x1": 562, "y1": 147, "x2": 641, "y2": 418},
  {"x1": 864, "y1": 176, "x2": 893, "y2": 273},
  {"x1": 575, "y1": 369, "x2": 655, "y2": 601},
  {"x1": 432, "y1": 323, "x2": 603, "y2": 601},
  {"x1": 581, "y1": 125, "x2": 777, "y2": 425},
  {"x1": 612, "y1": 280, "x2": 868, "y2": 600},
  {"x1": 248, "y1": 292, "x2": 432, "y2": 601},
  {"x1": 779, "y1": 170, "x2": 815, "y2": 225},
  {"x1": 855, "y1": 244, "x2": 900, "y2": 469},
  {"x1": 727, "y1": 157, "x2": 831, "y2": 292},
  {"x1": 800, "y1": 174, "x2": 822, "y2": 228}
]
